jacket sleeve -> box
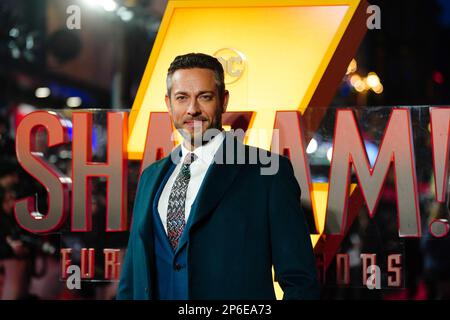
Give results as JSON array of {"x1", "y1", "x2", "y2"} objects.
[
  {"x1": 268, "y1": 156, "x2": 320, "y2": 299},
  {"x1": 116, "y1": 234, "x2": 134, "y2": 300},
  {"x1": 116, "y1": 166, "x2": 151, "y2": 300}
]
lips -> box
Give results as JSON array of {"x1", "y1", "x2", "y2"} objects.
[{"x1": 184, "y1": 120, "x2": 204, "y2": 128}]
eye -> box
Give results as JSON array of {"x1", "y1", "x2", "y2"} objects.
[
  {"x1": 199, "y1": 95, "x2": 213, "y2": 101},
  {"x1": 175, "y1": 95, "x2": 187, "y2": 101}
]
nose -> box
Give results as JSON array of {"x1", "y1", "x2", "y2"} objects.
[{"x1": 186, "y1": 99, "x2": 201, "y2": 116}]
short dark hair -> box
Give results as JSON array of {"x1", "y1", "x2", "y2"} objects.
[{"x1": 166, "y1": 53, "x2": 225, "y2": 102}]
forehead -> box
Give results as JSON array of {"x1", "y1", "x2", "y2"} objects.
[{"x1": 170, "y1": 68, "x2": 217, "y2": 93}]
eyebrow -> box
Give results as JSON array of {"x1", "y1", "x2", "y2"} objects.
[{"x1": 173, "y1": 90, "x2": 215, "y2": 95}]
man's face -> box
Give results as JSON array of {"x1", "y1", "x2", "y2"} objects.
[{"x1": 165, "y1": 68, "x2": 229, "y2": 147}]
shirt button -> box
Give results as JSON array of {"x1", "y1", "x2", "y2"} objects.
[{"x1": 174, "y1": 264, "x2": 183, "y2": 271}]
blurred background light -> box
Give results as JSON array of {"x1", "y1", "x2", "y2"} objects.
[
  {"x1": 326, "y1": 147, "x2": 333, "y2": 163},
  {"x1": 35, "y1": 87, "x2": 51, "y2": 98},
  {"x1": 346, "y1": 58, "x2": 357, "y2": 75},
  {"x1": 84, "y1": 0, "x2": 118, "y2": 12},
  {"x1": 67, "y1": 97, "x2": 82, "y2": 108},
  {"x1": 366, "y1": 72, "x2": 381, "y2": 88},
  {"x1": 117, "y1": 6, "x2": 134, "y2": 21},
  {"x1": 306, "y1": 138, "x2": 318, "y2": 154}
]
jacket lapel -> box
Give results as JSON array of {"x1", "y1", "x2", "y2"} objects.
[
  {"x1": 138, "y1": 146, "x2": 181, "y2": 240},
  {"x1": 177, "y1": 134, "x2": 243, "y2": 250}
]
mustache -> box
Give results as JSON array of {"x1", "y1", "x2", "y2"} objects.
[{"x1": 183, "y1": 117, "x2": 208, "y2": 122}]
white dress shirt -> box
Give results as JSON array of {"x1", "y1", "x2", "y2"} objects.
[{"x1": 158, "y1": 131, "x2": 225, "y2": 234}]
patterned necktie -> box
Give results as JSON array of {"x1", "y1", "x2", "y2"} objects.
[{"x1": 167, "y1": 152, "x2": 197, "y2": 251}]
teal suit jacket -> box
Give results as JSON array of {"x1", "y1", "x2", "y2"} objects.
[{"x1": 117, "y1": 134, "x2": 320, "y2": 299}]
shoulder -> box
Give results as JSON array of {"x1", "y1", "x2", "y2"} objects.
[
  {"x1": 239, "y1": 142, "x2": 292, "y2": 175},
  {"x1": 140, "y1": 156, "x2": 172, "y2": 178},
  {"x1": 141, "y1": 158, "x2": 164, "y2": 173},
  {"x1": 243, "y1": 144, "x2": 290, "y2": 164}
]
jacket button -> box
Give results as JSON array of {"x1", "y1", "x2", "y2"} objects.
[{"x1": 174, "y1": 263, "x2": 183, "y2": 271}]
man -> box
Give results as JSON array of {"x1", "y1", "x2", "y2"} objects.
[{"x1": 117, "y1": 53, "x2": 319, "y2": 300}]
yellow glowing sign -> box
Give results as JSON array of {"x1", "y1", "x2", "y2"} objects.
[{"x1": 128, "y1": 0, "x2": 368, "y2": 158}]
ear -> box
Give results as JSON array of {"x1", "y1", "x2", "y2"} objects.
[
  {"x1": 222, "y1": 90, "x2": 229, "y2": 113},
  {"x1": 165, "y1": 95, "x2": 172, "y2": 116}
]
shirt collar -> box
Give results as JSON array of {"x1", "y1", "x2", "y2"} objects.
[{"x1": 181, "y1": 131, "x2": 225, "y2": 166}]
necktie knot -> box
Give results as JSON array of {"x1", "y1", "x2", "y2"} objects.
[
  {"x1": 183, "y1": 152, "x2": 197, "y2": 165},
  {"x1": 180, "y1": 153, "x2": 197, "y2": 177}
]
